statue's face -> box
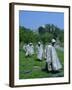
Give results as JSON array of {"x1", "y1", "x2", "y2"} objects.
[
  {"x1": 30, "y1": 44, "x2": 32, "y2": 46},
  {"x1": 38, "y1": 44, "x2": 40, "y2": 46},
  {"x1": 52, "y1": 42, "x2": 55, "y2": 46}
]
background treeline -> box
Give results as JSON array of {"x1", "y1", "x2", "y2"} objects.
[{"x1": 19, "y1": 24, "x2": 64, "y2": 46}]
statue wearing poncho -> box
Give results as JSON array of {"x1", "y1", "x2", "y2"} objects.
[
  {"x1": 36, "y1": 42, "x2": 43, "y2": 60},
  {"x1": 46, "y1": 39, "x2": 62, "y2": 72}
]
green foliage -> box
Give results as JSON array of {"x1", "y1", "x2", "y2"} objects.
[
  {"x1": 38, "y1": 24, "x2": 64, "y2": 45},
  {"x1": 38, "y1": 26, "x2": 45, "y2": 34},
  {"x1": 40, "y1": 32, "x2": 53, "y2": 44},
  {"x1": 19, "y1": 24, "x2": 64, "y2": 46},
  {"x1": 58, "y1": 31, "x2": 64, "y2": 43},
  {"x1": 19, "y1": 26, "x2": 38, "y2": 43}
]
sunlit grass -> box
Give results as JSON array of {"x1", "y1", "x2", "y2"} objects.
[{"x1": 19, "y1": 49, "x2": 64, "y2": 79}]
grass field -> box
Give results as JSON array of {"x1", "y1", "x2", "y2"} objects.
[{"x1": 19, "y1": 48, "x2": 64, "y2": 79}]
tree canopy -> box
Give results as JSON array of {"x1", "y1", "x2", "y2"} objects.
[{"x1": 19, "y1": 24, "x2": 64, "y2": 45}]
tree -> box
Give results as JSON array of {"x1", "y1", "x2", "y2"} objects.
[
  {"x1": 38, "y1": 26, "x2": 45, "y2": 34},
  {"x1": 40, "y1": 33, "x2": 53, "y2": 44},
  {"x1": 19, "y1": 24, "x2": 64, "y2": 46}
]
